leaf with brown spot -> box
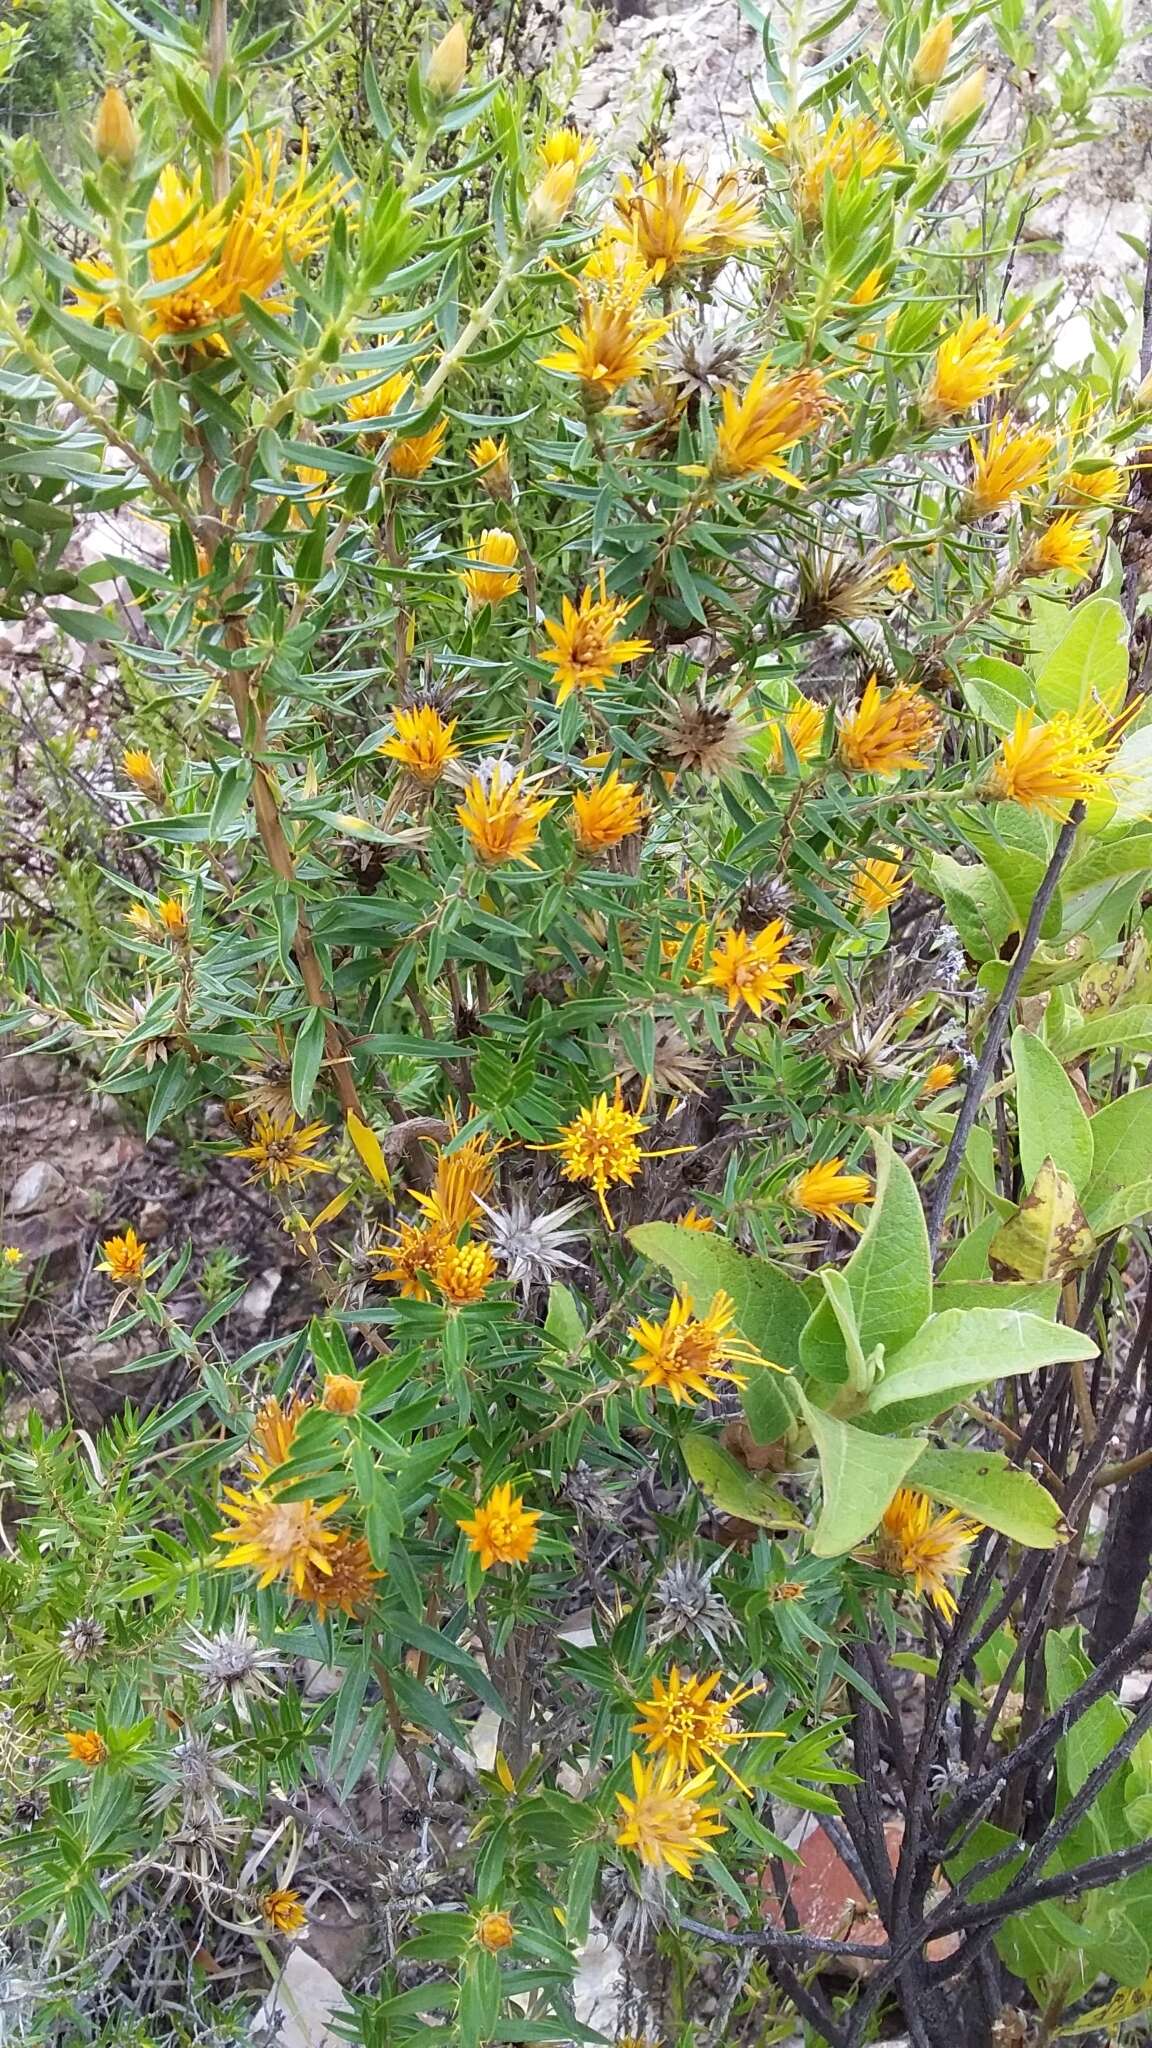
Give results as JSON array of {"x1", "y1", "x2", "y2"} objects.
[{"x1": 988, "y1": 1158, "x2": 1096, "y2": 1283}]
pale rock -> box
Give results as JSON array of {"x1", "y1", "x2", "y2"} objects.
[
  {"x1": 7, "y1": 1160, "x2": 66, "y2": 1215},
  {"x1": 256, "y1": 1948, "x2": 348, "y2": 2048}
]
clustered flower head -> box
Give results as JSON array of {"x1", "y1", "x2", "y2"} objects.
[
  {"x1": 541, "y1": 578, "x2": 652, "y2": 705},
  {"x1": 875, "y1": 1489, "x2": 981, "y2": 1622},
  {"x1": 703, "y1": 921, "x2": 800, "y2": 1019},
  {"x1": 628, "y1": 1289, "x2": 783, "y2": 1405},
  {"x1": 789, "y1": 1158, "x2": 874, "y2": 1230},
  {"x1": 543, "y1": 1079, "x2": 681, "y2": 1228},
  {"x1": 988, "y1": 702, "x2": 1120, "y2": 815},
  {"x1": 458, "y1": 1481, "x2": 541, "y2": 1569},
  {"x1": 837, "y1": 675, "x2": 939, "y2": 776}
]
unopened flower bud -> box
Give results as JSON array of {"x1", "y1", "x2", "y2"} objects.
[
  {"x1": 525, "y1": 158, "x2": 578, "y2": 235},
  {"x1": 1133, "y1": 366, "x2": 1152, "y2": 411},
  {"x1": 911, "y1": 15, "x2": 953, "y2": 88},
  {"x1": 474, "y1": 1911, "x2": 515, "y2": 1952},
  {"x1": 939, "y1": 65, "x2": 987, "y2": 129},
  {"x1": 426, "y1": 20, "x2": 469, "y2": 101},
  {"x1": 93, "y1": 85, "x2": 138, "y2": 170}
]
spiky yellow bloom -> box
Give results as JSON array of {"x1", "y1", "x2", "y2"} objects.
[
  {"x1": 157, "y1": 897, "x2": 188, "y2": 939},
  {"x1": 838, "y1": 676, "x2": 939, "y2": 776},
  {"x1": 544, "y1": 1080, "x2": 678, "y2": 1227},
  {"x1": 228, "y1": 1111, "x2": 330, "y2": 1187},
  {"x1": 378, "y1": 704, "x2": 460, "y2": 785},
  {"x1": 633, "y1": 1666, "x2": 777, "y2": 1789},
  {"x1": 1061, "y1": 462, "x2": 1126, "y2": 507},
  {"x1": 703, "y1": 921, "x2": 800, "y2": 1019},
  {"x1": 98, "y1": 1227, "x2": 148, "y2": 1287},
  {"x1": 320, "y1": 1374, "x2": 363, "y2": 1416},
  {"x1": 261, "y1": 1888, "x2": 307, "y2": 1936},
  {"x1": 1025, "y1": 513, "x2": 1098, "y2": 578},
  {"x1": 540, "y1": 580, "x2": 652, "y2": 704},
  {"x1": 768, "y1": 694, "x2": 825, "y2": 768},
  {"x1": 539, "y1": 126, "x2": 594, "y2": 171},
  {"x1": 460, "y1": 529, "x2": 521, "y2": 607},
  {"x1": 712, "y1": 360, "x2": 827, "y2": 486},
  {"x1": 849, "y1": 266, "x2": 886, "y2": 308},
  {"x1": 474, "y1": 1910, "x2": 516, "y2": 1952},
  {"x1": 412, "y1": 1126, "x2": 501, "y2": 1233},
  {"x1": 922, "y1": 1059, "x2": 959, "y2": 1097},
  {"x1": 389, "y1": 416, "x2": 449, "y2": 479},
  {"x1": 760, "y1": 111, "x2": 900, "y2": 223},
  {"x1": 65, "y1": 1729, "x2": 107, "y2": 1765},
  {"x1": 789, "y1": 1158, "x2": 874, "y2": 1231},
  {"x1": 457, "y1": 769, "x2": 557, "y2": 867},
  {"x1": 3, "y1": 1245, "x2": 22, "y2": 1266},
  {"x1": 887, "y1": 560, "x2": 914, "y2": 594},
  {"x1": 432, "y1": 1239, "x2": 499, "y2": 1306},
  {"x1": 539, "y1": 290, "x2": 668, "y2": 399},
  {"x1": 677, "y1": 1207, "x2": 714, "y2": 1231},
  {"x1": 248, "y1": 1392, "x2": 312, "y2": 1479},
  {"x1": 852, "y1": 855, "x2": 907, "y2": 915},
  {"x1": 705, "y1": 170, "x2": 770, "y2": 258},
  {"x1": 611, "y1": 159, "x2": 722, "y2": 276},
  {"x1": 924, "y1": 315, "x2": 1013, "y2": 419},
  {"x1": 911, "y1": 14, "x2": 954, "y2": 87},
  {"x1": 344, "y1": 367, "x2": 413, "y2": 437},
  {"x1": 628, "y1": 1289, "x2": 779, "y2": 1405},
  {"x1": 214, "y1": 1485, "x2": 344, "y2": 1591},
  {"x1": 458, "y1": 1481, "x2": 541, "y2": 1569},
  {"x1": 614, "y1": 1753, "x2": 725, "y2": 1878},
  {"x1": 989, "y1": 703, "x2": 1119, "y2": 816},
  {"x1": 572, "y1": 770, "x2": 644, "y2": 851},
  {"x1": 469, "y1": 435, "x2": 512, "y2": 500},
  {"x1": 875, "y1": 1488, "x2": 980, "y2": 1622},
  {"x1": 967, "y1": 419, "x2": 1053, "y2": 515},
  {"x1": 297, "y1": 1529, "x2": 382, "y2": 1618},
  {"x1": 371, "y1": 1218, "x2": 451, "y2": 1300},
  {"x1": 122, "y1": 747, "x2": 163, "y2": 799},
  {"x1": 526, "y1": 160, "x2": 579, "y2": 232}
]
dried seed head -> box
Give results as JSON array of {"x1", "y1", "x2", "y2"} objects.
[
  {"x1": 738, "y1": 876, "x2": 794, "y2": 931},
  {"x1": 58, "y1": 1617, "x2": 107, "y2": 1664},
  {"x1": 474, "y1": 1193, "x2": 585, "y2": 1296},
  {"x1": 649, "y1": 1553, "x2": 736, "y2": 1658},
  {"x1": 656, "y1": 692, "x2": 755, "y2": 780},
  {"x1": 661, "y1": 314, "x2": 760, "y2": 400},
  {"x1": 612, "y1": 1019, "x2": 710, "y2": 1099},
  {"x1": 792, "y1": 551, "x2": 894, "y2": 631}
]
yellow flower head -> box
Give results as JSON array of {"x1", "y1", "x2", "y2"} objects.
[
  {"x1": 922, "y1": 1059, "x2": 959, "y2": 1097},
  {"x1": 713, "y1": 360, "x2": 828, "y2": 485},
  {"x1": 887, "y1": 560, "x2": 914, "y2": 594},
  {"x1": 320, "y1": 1373, "x2": 363, "y2": 1416},
  {"x1": 379, "y1": 704, "x2": 461, "y2": 785},
  {"x1": 261, "y1": 1888, "x2": 307, "y2": 1936},
  {"x1": 458, "y1": 1481, "x2": 541, "y2": 1569},
  {"x1": 837, "y1": 675, "x2": 939, "y2": 776},
  {"x1": 248, "y1": 1391, "x2": 312, "y2": 1479},
  {"x1": 546, "y1": 1080, "x2": 676, "y2": 1227},
  {"x1": 457, "y1": 766, "x2": 557, "y2": 867},
  {"x1": 705, "y1": 169, "x2": 770, "y2": 258},
  {"x1": 371, "y1": 1218, "x2": 451, "y2": 1300},
  {"x1": 526, "y1": 159, "x2": 580, "y2": 232},
  {"x1": 541, "y1": 579, "x2": 652, "y2": 704},
  {"x1": 412, "y1": 1125, "x2": 501, "y2": 1234},
  {"x1": 389, "y1": 416, "x2": 449, "y2": 479},
  {"x1": 852, "y1": 854, "x2": 907, "y2": 915},
  {"x1": 1026, "y1": 512, "x2": 1098, "y2": 578},
  {"x1": 157, "y1": 897, "x2": 188, "y2": 939},
  {"x1": 469, "y1": 434, "x2": 512, "y2": 500},
  {"x1": 763, "y1": 111, "x2": 900, "y2": 222},
  {"x1": 94, "y1": 84, "x2": 138, "y2": 169},
  {"x1": 924, "y1": 315, "x2": 1013, "y2": 418},
  {"x1": 98, "y1": 1226, "x2": 148, "y2": 1287},
  {"x1": 426, "y1": 19, "x2": 469, "y2": 98},
  {"x1": 432, "y1": 1238, "x2": 499, "y2": 1306},
  {"x1": 875, "y1": 1488, "x2": 980, "y2": 1621},
  {"x1": 540, "y1": 289, "x2": 668, "y2": 400},
  {"x1": 460, "y1": 528, "x2": 521, "y2": 607},
  {"x1": 122, "y1": 747, "x2": 163, "y2": 799},
  {"x1": 344, "y1": 367, "x2": 413, "y2": 437},
  {"x1": 677, "y1": 1207, "x2": 714, "y2": 1231},
  {"x1": 611, "y1": 159, "x2": 718, "y2": 277},
  {"x1": 474, "y1": 1909, "x2": 516, "y2": 1952},
  {"x1": 768, "y1": 694, "x2": 825, "y2": 769},
  {"x1": 3, "y1": 1245, "x2": 22, "y2": 1266},
  {"x1": 538, "y1": 126, "x2": 594, "y2": 172},
  {"x1": 632, "y1": 1665, "x2": 775, "y2": 1789},
  {"x1": 65, "y1": 1729, "x2": 108, "y2": 1766},
  {"x1": 572, "y1": 770, "x2": 644, "y2": 852},
  {"x1": 911, "y1": 14, "x2": 954, "y2": 88},
  {"x1": 297, "y1": 1529, "x2": 382, "y2": 1619},
  {"x1": 628, "y1": 1289, "x2": 777, "y2": 1405},
  {"x1": 967, "y1": 419, "x2": 1053, "y2": 515},
  {"x1": 703, "y1": 921, "x2": 800, "y2": 1019},
  {"x1": 989, "y1": 702, "x2": 1119, "y2": 816},
  {"x1": 1060, "y1": 462, "x2": 1126, "y2": 507},
  {"x1": 228, "y1": 1111, "x2": 330, "y2": 1187},
  {"x1": 614, "y1": 1753, "x2": 725, "y2": 1878},
  {"x1": 213, "y1": 1485, "x2": 345, "y2": 1591},
  {"x1": 789, "y1": 1158, "x2": 874, "y2": 1231}
]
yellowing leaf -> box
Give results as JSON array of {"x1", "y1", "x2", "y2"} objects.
[
  {"x1": 346, "y1": 1110, "x2": 392, "y2": 1191},
  {"x1": 680, "y1": 1432, "x2": 801, "y2": 1530},
  {"x1": 988, "y1": 1158, "x2": 1095, "y2": 1282}
]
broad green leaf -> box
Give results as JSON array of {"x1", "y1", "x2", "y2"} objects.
[
  {"x1": 544, "y1": 1282, "x2": 585, "y2": 1353},
  {"x1": 1011, "y1": 1027, "x2": 1093, "y2": 1196},
  {"x1": 959, "y1": 653, "x2": 1032, "y2": 732},
  {"x1": 938, "y1": 1215, "x2": 1001, "y2": 1283},
  {"x1": 989, "y1": 1159, "x2": 1096, "y2": 1282},
  {"x1": 1032, "y1": 594, "x2": 1128, "y2": 719},
  {"x1": 1052, "y1": 1003, "x2": 1152, "y2": 1060},
  {"x1": 799, "y1": 1132, "x2": 932, "y2": 1385},
  {"x1": 909, "y1": 1447, "x2": 1067, "y2": 1547},
  {"x1": 1101, "y1": 721, "x2": 1152, "y2": 822},
  {"x1": 1087, "y1": 1180, "x2": 1152, "y2": 1236},
  {"x1": 925, "y1": 850, "x2": 1016, "y2": 963},
  {"x1": 799, "y1": 1392, "x2": 923, "y2": 1556},
  {"x1": 867, "y1": 1306, "x2": 1096, "y2": 1424},
  {"x1": 680, "y1": 1433, "x2": 801, "y2": 1530},
  {"x1": 934, "y1": 1278, "x2": 1061, "y2": 1319},
  {"x1": 629, "y1": 1222, "x2": 805, "y2": 1441},
  {"x1": 1084, "y1": 1087, "x2": 1152, "y2": 1234},
  {"x1": 946, "y1": 1820, "x2": 1083, "y2": 1994},
  {"x1": 964, "y1": 811, "x2": 1061, "y2": 941}
]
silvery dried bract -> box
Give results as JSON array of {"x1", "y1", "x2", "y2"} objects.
[
  {"x1": 58, "y1": 1616, "x2": 107, "y2": 1664},
  {"x1": 650, "y1": 1552, "x2": 736, "y2": 1658},
  {"x1": 475, "y1": 1193, "x2": 585, "y2": 1295},
  {"x1": 181, "y1": 1614, "x2": 280, "y2": 1720}
]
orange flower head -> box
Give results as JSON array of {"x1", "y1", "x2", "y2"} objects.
[
  {"x1": 1026, "y1": 513, "x2": 1098, "y2": 579},
  {"x1": 989, "y1": 702, "x2": 1119, "y2": 816},
  {"x1": 261, "y1": 1887, "x2": 307, "y2": 1935},
  {"x1": 703, "y1": 922, "x2": 800, "y2": 1019},
  {"x1": 922, "y1": 1059, "x2": 959, "y2": 1097},
  {"x1": 474, "y1": 1909, "x2": 516, "y2": 1952},
  {"x1": 432, "y1": 1239, "x2": 499, "y2": 1306},
  {"x1": 248, "y1": 1391, "x2": 312, "y2": 1479},
  {"x1": 540, "y1": 288, "x2": 668, "y2": 401},
  {"x1": 924, "y1": 315, "x2": 1013, "y2": 418},
  {"x1": 614, "y1": 1753, "x2": 725, "y2": 1878},
  {"x1": 837, "y1": 675, "x2": 939, "y2": 776},
  {"x1": 966, "y1": 419, "x2": 1052, "y2": 515},
  {"x1": 65, "y1": 1729, "x2": 107, "y2": 1766},
  {"x1": 320, "y1": 1373, "x2": 363, "y2": 1416},
  {"x1": 713, "y1": 360, "x2": 828, "y2": 485},
  {"x1": 213, "y1": 1485, "x2": 345, "y2": 1592},
  {"x1": 371, "y1": 1218, "x2": 452, "y2": 1300},
  {"x1": 457, "y1": 766, "x2": 557, "y2": 867},
  {"x1": 412, "y1": 1125, "x2": 501, "y2": 1234},
  {"x1": 227, "y1": 1111, "x2": 330, "y2": 1187},
  {"x1": 852, "y1": 855, "x2": 907, "y2": 915},
  {"x1": 458, "y1": 1481, "x2": 541, "y2": 1569},
  {"x1": 875, "y1": 1488, "x2": 980, "y2": 1622},
  {"x1": 789, "y1": 1158, "x2": 874, "y2": 1231},
  {"x1": 628, "y1": 1289, "x2": 780, "y2": 1405},
  {"x1": 122, "y1": 747, "x2": 163, "y2": 799},
  {"x1": 98, "y1": 1226, "x2": 148, "y2": 1287},
  {"x1": 389, "y1": 415, "x2": 449, "y2": 479},
  {"x1": 379, "y1": 704, "x2": 461, "y2": 785},
  {"x1": 572, "y1": 770, "x2": 644, "y2": 852},
  {"x1": 632, "y1": 1664, "x2": 777, "y2": 1790},
  {"x1": 546, "y1": 1080, "x2": 679, "y2": 1228},
  {"x1": 298, "y1": 1529, "x2": 382, "y2": 1618},
  {"x1": 540, "y1": 578, "x2": 652, "y2": 704}
]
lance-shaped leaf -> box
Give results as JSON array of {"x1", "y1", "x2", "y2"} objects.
[
  {"x1": 867, "y1": 1307, "x2": 1097, "y2": 1427},
  {"x1": 989, "y1": 1159, "x2": 1096, "y2": 1283},
  {"x1": 909, "y1": 1447, "x2": 1068, "y2": 1548},
  {"x1": 800, "y1": 1131, "x2": 931, "y2": 1385},
  {"x1": 799, "y1": 1393, "x2": 925, "y2": 1557}
]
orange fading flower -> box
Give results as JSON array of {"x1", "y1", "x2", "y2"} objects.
[
  {"x1": 852, "y1": 855, "x2": 907, "y2": 915},
  {"x1": 543, "y1": 1080, "x2": 682, "y2": 1227},
  {"x1": 632, "y1": 1665, "x2": 777, "y2": 1790},
  {"x1": 261, "y1": 1888, "x2": 307, "y2": 1935},
  {"x1": 789, "y1": 1158, "x2": 873, "y2": 1230},
  {"x1": 458, "y1": 1481, "x2": 541, "y2": 1568},
  {"x1": 614, "y1": 1753, "x2": 725, "y2": 1878},
  {"x1": 371, "y1": 1218, "x2": 451, "y2": 1300},
  {"x1": 432, "y1": 1239, "x2": 499, "y2": 1306},
  {"x1": 65, "y1": 1729, "x2": 107, "y2": 1766},
  {"x1": 924, "y1": 315, "x2": 1013, "y2": 418},
  {"x1": 540, "y1": 579, "x2": 652, "y2": 703},
  {"x1": 703, "y1": 921, "x2": 800, "y2": 1019},
  {"x1": 967, "y1": 419, "x2": 1052, "y2": 515},
  {"x1": 628, "y1": 1289, "x2": 780, "y2": 1405},
  {"x1": 379, "y1": 704, "x2": 461, "y2": 785},
  {"x1": 458, "y1": 766, "x2": 556, "y2": 867},
  {"x1": 460, "y1": 529, "x2": 521, "y2": 607},
  {"x1": 988, "y1": 703, "x2": 1119, "y2": 815},
  {"x1": 213, "y1": 1486, "x2": 345, "y2": 1591},
  {"x1": 298, "y1": 1529, "x2": 382, "y2": 1618},
  {"x1": 875, "y1": 1488, "x2": 980, "y2": 1622},
  {"x1": 922, "y1": 1059, "x2": 959, "y2": 1097},
  {"x1": 320, "y1": 1374, "x2": 362, "y2": 1416},
  {"x1": 474, "y1": 1909, "x2": 516, "y2": 1951},
  {"x1": 837, "y1": 675, "x2": 939, "y2": 776},
  {"x1": 712, "y1": 360, "x2": 828, "y2": 485},
  {"x1": 98, "y1": 1226, "x2": 148, "y2": 1287},
  {"x1": 572, "y1": 770, "x2": 644, "y2": 851},
  {"x1": 1025, "y1": 512, "x2": 1098, "y2": 578},
  {"x1": 228, "y1": 1111, "x2": 330, "y2": 1187}
]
